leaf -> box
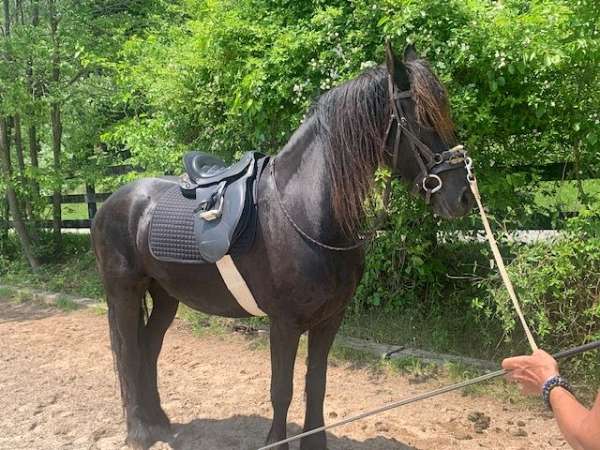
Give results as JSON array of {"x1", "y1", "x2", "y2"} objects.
[{"x1": 377, "y1": 16, "x2": 390, "y2": 27}]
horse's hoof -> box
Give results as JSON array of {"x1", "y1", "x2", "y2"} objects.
[
  {"x1": 265, "y1": 444, "x2": 289, "y2": 450},
  {"x1": 265, "y1": 434, "x2": 290, "y2": 450},
  {"x1": 300, "y1": 433, "x2": 327, "y2": 450},
  {"x1": 126, "y1": 422, "x2": 172, "y2": 449}
]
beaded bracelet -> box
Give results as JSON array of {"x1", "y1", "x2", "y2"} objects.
[{"x1": 542, "y1": 375, "x2": 574, "y2": 410}]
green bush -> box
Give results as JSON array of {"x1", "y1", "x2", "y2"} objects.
[
  {"x1": 104, "y1": 0, "x2": 598, "y2": 220},
  {"x1": 475, "y1": 213, "x2": 600, "y2": 387}
]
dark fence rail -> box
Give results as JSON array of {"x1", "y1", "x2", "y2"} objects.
[{"x1": 2, "y1": 162, "x2": 595, "y2": 231}]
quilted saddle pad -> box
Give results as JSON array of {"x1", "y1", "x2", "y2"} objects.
[
  {"x1": 148, "y1": 183, "x2": 259, "y2": 264},
  {"x1": 149, "y1": 184, "x2": 206, "y2": 263}
]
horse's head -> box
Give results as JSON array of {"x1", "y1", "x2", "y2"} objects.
[{"x1": 383, "y1": 42, "x2": 474, "y2": 218}]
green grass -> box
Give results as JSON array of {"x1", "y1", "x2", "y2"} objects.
[
  {"x1": 0, "y1": 286, "x2": 16, "y2": 298},
  {"x1": 90, "y1": 304, "x2": 108, "y2": 316},
  {"x1": 55, "y1": 296, "x2": 80, "y2": 312},
  {"x1": 388, "y1": 356, "x2": 438, "y2": 376},
  {"x1": 330, "y1": 345, "x2": 380, "y2": 370},
  {"x1": 12, "y1": 289, "x2": 34, "y2": 303},
  {"x1": 340, "y1": 305, "x2": 513, "y2": 362},
  {"x1": 38, "y1": 202, "x2": 105, "y2": 221},
  {"x1": 177, "y1": 305, "x2": 231, "y2": 336}
]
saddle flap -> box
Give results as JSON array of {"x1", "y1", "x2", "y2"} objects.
[
  {"x1": 192, "y1": 156, "x2": 262, "y2": 263},
  {"x1": 193, "y1": 176, "x2": 247, "y2": 263}
]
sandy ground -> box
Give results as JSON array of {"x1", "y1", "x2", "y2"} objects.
[{"x1": 0, "y1": 298, "x2": 569, "y2": 450}]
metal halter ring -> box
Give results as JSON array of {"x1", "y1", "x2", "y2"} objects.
[
  {"x1": 465, "y1": 157, "x2": 475, "y2": 182},
  {"x1": 422, "y1": 174, "x2": 443, "y2": 193}
]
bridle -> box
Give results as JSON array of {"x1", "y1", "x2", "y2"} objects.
[
  {"x1": 383, "y1": 74, "x2": 472, "y2": 204},
  {"x1": 271, "y1": 73, "x2": 475, "y2": 251}
]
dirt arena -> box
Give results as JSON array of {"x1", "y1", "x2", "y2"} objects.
[{"x1": 0, "y1": 298, "x2": 568, "y2": 449}]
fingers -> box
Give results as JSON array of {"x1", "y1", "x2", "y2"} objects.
[
  {"x1": 502, "y1": 355, "x2": 533, "y2": 370},
  {"x1": 502, "y1": 351, "x2": 558, "y2": 372},
  {"x1": 502, "y1": 350, "x2": 560, "y2": 396},
  {"x1": 505, "y1": 370, "x2": 540, "y2": 395}
]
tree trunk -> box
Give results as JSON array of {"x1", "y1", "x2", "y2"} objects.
[
  {"x1": 16, "y1": 0, "x2": 23, "y2": 24},
  {"x1": 51, "y1": 104, "x2": 62, "y2": 243},
  {"x1": 0, "y1": 118, "x2": 40, "y2": 270},
  {"x1": 31, "y1": 0, "x2": 38, "y2": 26},
  {"x1": 573, "y1": 141, "x2": 587, "y2": 203},
  {"x1": 13, "y1": 114, "x2": 31, "y2": 220},
  {"x1": 27, "y1": 124, "x2": 40, "y2": 195},
  {"x1": 27, "y1": 0, "x2": 40, "y2": 207},
  {"x1": 2, "y1": 0, "x2": 9, "y2": 37},
  {"x1": 13, "y1": 115, "x2": 25, "y2": 178},
  {"x1": 49, "y1": 0, "x2": 62, "y2": 248}
]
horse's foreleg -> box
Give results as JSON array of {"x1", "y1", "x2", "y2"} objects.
[
  {"x1": 265, "y1": 319, "x2": 301, "y2": 450},
  {"x1": 300, "y1": 310, "x2": 345, "y2": 450}
]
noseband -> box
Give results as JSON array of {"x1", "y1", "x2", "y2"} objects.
[{"x1": 384, "y1": 74, "x2": 471, "y2": 203}]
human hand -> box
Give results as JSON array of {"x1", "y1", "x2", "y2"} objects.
[{"x1": 501, "y1": 349, "x2": 559, "y2": 395}]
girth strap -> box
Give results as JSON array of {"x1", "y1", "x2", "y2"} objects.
[{"x1": 216, "y1": 255, "x2": 266, "y2": 316}]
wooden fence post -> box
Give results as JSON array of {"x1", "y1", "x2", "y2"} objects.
[{"x1": 85, "y1": 184, "x2": 97, "y2": 220}]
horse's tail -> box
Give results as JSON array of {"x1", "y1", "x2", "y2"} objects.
[
  {"x1": 107, "y1": 296, "x2": 148, "y2": 409},
  {"x1": 107, "y1": 301, "x2": 127, "y2": 414}
]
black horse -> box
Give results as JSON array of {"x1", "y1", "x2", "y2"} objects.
[{"x1": 91, "y1": 43, "x2": 474, "y2": 450}]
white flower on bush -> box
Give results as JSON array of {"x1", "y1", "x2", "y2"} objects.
[{"x1": 360, "y1": 60, "x2": 377, "y2": 70}]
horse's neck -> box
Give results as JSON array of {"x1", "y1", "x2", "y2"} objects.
[{"x1": 273, "y1": 116, "x2": 348, "y2": 244}]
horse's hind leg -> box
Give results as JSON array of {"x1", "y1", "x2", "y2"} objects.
[
  {"x1": 143, "y1": 281, "x2": 179, "y2": 426},
  {"x1": 106, "y1": 277, "x2": 176, "y2": 449}
]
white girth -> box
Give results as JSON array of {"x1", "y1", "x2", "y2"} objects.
[{"x1": 215, "y1": 255, "x2": 267, "y2": 316}]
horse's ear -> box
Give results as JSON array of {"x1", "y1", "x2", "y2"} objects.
[
  {"x1": 403, "y1": 44, "x2": 418, "y2": 62},
  {"x1": 385, "y1": 40, "x2": 410, "y2": 90}
]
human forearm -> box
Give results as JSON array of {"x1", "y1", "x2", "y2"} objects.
[{"x1": 551, "y1": 388, "x2": 600, "y2": 450}]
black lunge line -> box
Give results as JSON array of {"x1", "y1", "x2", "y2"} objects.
[{"x1": 258, "y1": 340, "x2": 600, "y2": 450}]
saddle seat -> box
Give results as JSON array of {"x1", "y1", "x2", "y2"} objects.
[{"x1": 183, "y1": 151, "x2": 255, "y2": 186}]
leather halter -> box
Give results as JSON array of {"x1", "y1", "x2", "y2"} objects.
[{"x1": 384, "y1": 74, "x2": 468, "y2": 204}]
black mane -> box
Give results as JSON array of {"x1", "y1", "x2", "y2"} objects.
[{"x1": 311, "y1": 61, "x2": 454, "y2": 237}]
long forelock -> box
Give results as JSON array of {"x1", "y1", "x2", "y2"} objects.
[{"x1": 406, "y1": 59, "x2": 456, "y2": 143}]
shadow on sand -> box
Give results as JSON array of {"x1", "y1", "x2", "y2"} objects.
[{"x1": 167, "y1": 414, "x2": 416, "y2": 450}]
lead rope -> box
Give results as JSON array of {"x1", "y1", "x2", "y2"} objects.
[
  {"x1": 256, "y1": 340, "x2": 600, "y2": 450},
  {"x1": 465, "y1": 159, "x2": 539, "y2": 351}
]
